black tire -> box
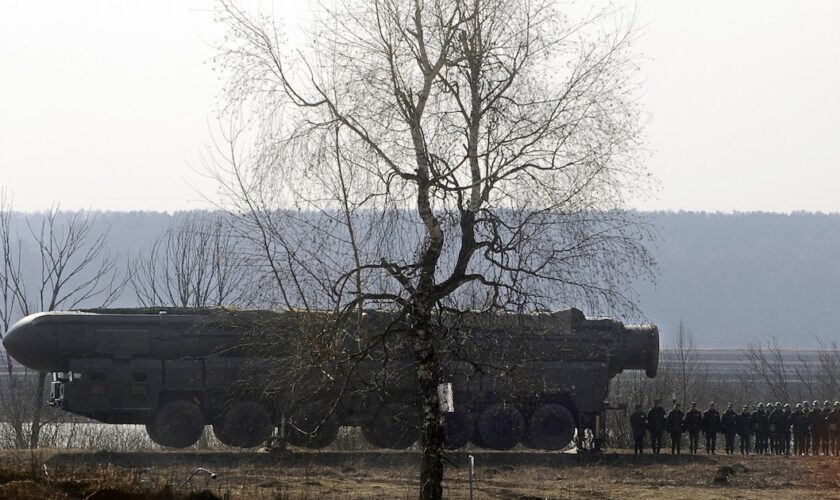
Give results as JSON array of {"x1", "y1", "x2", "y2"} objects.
[
  {"x1": 476, "y1": 402, "x2": 525, "y2": 450},
  {"x1": 444, "y1": 410, "x2": 474, "y2": 450},
  {"x1": 219, "y1": 401, "x2": 273, "y2": 448},
  {"x1": 145, "y1": 422, "x2": 159, "y2": 444},
  {"x1": 525, "y1": 404, "x2": 575, "y2": 450},
  {"x1": 149, "y1": 399, "x2": 204, "y2": 448},
  {"x1": 286, "y1": 407, "x2": 340, "y2": 449},
  {"x1": 362, "y1": 403, "x2": 420, "y2": 449},
  {"x1": 212, "y1": 422, "x2": 236, "y2": 447}
]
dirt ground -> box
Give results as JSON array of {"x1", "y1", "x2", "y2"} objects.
[{"x1": 2, "y1": 449, "x2": 840, "y2": 499}]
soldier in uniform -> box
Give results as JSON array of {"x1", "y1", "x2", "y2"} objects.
[
  {"x1": 782, "y1": 403, "x2": 793, "y2": 455},
  {"x1": 702, "y1": 401, "x2": 721, "y2": 454},
  {"x1": 821, "y1": 401, "x2": 832, "y2": 456},
  {"x1": 811, "y1": 400, "x2": 824, "y2": 455},
  {"x1": 767, "y1": 401, "x2": 776, "y2": 453},
  {"x1": 831, "y1": 402, "x2": 840, "y2": 456},
  {"x1": 770, "y1": 402, "x2": 786, "y2": 455},
  {"x1": 685, "y1": 402, "x2": 703, "y2": 455},
  {"x1": 630, "y1": 404, "x2": 647, "y2": 455},
  {"x1": 647, "y1": 399, "x2": 666, "y2": 455},
  {"x1": 803, "y1": 400, "x2": 813, "y2": 455},
  {"x1": 736, "y1": 405, "x2": 752, "y2": 455},
  {"x1": 721, "y1": 403, "x2": 738, "y2": 455},
  {"x1": 792, "y1": 403, "x2": 808, "y2": 456},
  {"x1": 752, "y1": 403, "x2": 768, "y2": 454},
  {"x1": 667, "y1": 402, "x2": 685, "y2": 454}
]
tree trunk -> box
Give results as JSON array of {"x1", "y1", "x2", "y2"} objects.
[
  {"x1": 4, "y1": 371, "x2": 28, "y2": 448},
  {"x1": 29, "y1": 371, "x2": 47, "y2": 448},
  {"x1": 12, "y1": 410, "x2": 26, "y2": 449},
  {"x1": 414, "y1": 325, "x2": 444, "y2": 500}
]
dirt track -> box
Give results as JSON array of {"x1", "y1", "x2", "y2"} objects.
[{"x1": 2, "y1": 449, "x2": 840, "y2": 499}]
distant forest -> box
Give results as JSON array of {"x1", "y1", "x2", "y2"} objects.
[
  {"x1": 635, "y1": 211, "x2": 840, "y2": 348},
  {"x1": 3, "y1": 210, "x2": 839, "y2": 348}
]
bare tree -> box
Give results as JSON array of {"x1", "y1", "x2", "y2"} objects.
[
  {"x1": 0, "y1": 190, "x2": 20, "y2": 369},
  {"x1": 0, "y1": 191, "x2": 30, "y2": 448},
  {"x1": 813, "y1": 338, "x2": 840, "y2": 398},
  {"x1": 672, "y1": 320, "x2": 700, "y2": 407},
  {"x1": 744, "y1": 338, "x2": 793, "y2": 403},
  {"x1": 0, "y1": 198, "x2": 122, "y2": 448},
  {"x1": 744, "y1": 336, "x2": 840, "y2": 404},
  {"x1": 130, "y1": 212, "x2": 251, "y2": 308},
  {"x1": 213, "y1": 1, "x2": 652, "y2": 497}
]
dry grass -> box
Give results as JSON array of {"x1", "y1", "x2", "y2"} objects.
[
  {"x1": 0, "y1": 450, "x2": 220, "y2": 499},
  {"x1": 2, "y1": 449, "x2": 840, "y2": 499}
]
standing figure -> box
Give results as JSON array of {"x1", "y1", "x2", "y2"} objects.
[
  {"x1": 782, "y1": 404, "x2": 792, "y2": 455},
  {"x1": 702, "y1": 401, "x2": 721, "y2": 454},
  {"x1": 647, "y1": 400, "x2": 666, "y2": 455},
  {"x1": 821, "y1": 401, "x2": 832, "y2": 456},
  {"x1": 769, "y1": 402, "x2": 786, "y2": 455},
  {"x1": 667, "y1": 402, "x2": 685, "y2": 454},
  {"x1": 830, "y1": 402, "x2": 840, "y2": 456},
  {"x1": 721, "y1": 403, "x2": 738, "y2": 455},
  {"x1": 792, "y1": 403, "x2": 808, "y2": 456},
  {"x1": 736, "y1": 405, "x2": 752, "y2": 455},
  {"x1": 803, "y1": 400, "x2": 813, "y2": 455},
  {"x1": 767, "y1": 401, "x2": 776, "y2": 453},
  {"x1": 685, "y1": 402, "x2": 703, "y2": 455},
  {"x1": 630, "y1": 404, "x2": 647, "y2": 455},
  {"x1": 752, "y1": 403, "x2": 768, "y2": 454},
  {"x1": 811, "y1": 400, "x2": 824, "y2": 455}
]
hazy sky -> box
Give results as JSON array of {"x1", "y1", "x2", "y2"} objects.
[{"x1": 1, "y1": 1, "x2": 839, "y2": 213}]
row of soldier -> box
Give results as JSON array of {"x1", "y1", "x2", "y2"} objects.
[{"x1": 629, "y1": 399, "x2": 840, "y2": 456}]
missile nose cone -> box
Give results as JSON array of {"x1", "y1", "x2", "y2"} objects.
[
  {"x1": 3, "y1": 319, "x2": 28, "y2": 355},
  {"x1": 2, "y1": 325, "x2": 21, "y2": 352},
  {"x1": 2, "y1": 314, "x2": 58, "y2": 372}
]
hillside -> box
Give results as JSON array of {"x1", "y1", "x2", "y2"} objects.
[
  {"x1": 637, "y1": 212, "x2": 840, "y2": 347},
  {"x1": 2, "y1": 210, "x2": 838, "y2": 348}
]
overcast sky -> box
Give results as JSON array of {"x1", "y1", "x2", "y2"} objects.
[{"x1": 1, "y1": 1, "x2": 839, "y2": 213}]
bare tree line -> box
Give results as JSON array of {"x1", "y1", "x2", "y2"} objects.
[
  {"x1": 0, "y1": 190, "x2": 123, "y2": 448},
  {"x1": 607, "y1": 322, "x2": 840, "y2": 449},
  {"x1": 744, "y1": 337, "x2": 840, "y2": 404},
  {"x1": 129, "y1": 212, "x2": 257, "y2": 308}
]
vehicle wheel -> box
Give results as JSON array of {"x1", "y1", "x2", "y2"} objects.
[
  {"x1": 145, "y1": 422, "x2": 159, "y2": 444},
  {"x1": 286, "y1": 406, "x2": 340, "y2": 449},
  {"x1": 149, "y1": 399, "x2": 204, "y2": 448},
  {"x1": 219, "y1": 401, "x2": 274, "y2": 448},
  {"x1": 444, "y1": 410, "x2": 474, "y2": 450},
  {"x1": 524, "y1": 404, "x2": 575, "y2": 450},
  {"x1": 361, "y1": 403, "x2": 420, "y2": 449},
  {"x1": 476, "y1": 402, "x2": 525, "y2": 450},
  {"x1": 212, "y1": 422, "x2": 236, "y2": 447}
]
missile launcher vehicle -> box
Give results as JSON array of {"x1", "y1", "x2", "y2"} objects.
[{"x1": 2, "y1": 308, "x2": 658, "y2": 451}]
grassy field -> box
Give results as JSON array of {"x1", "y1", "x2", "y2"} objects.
[{"x1": 1, "y1": 449, "x2": 840, "y2": 499}]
